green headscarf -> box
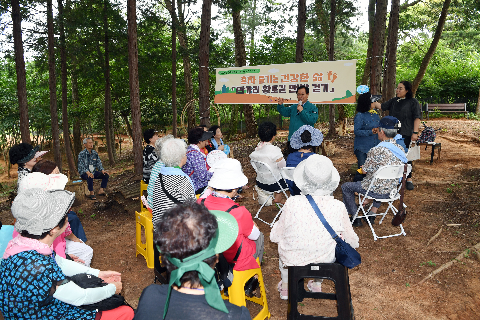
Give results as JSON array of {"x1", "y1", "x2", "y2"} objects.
[{"x1": 161, "y1": 210, "x2": 239, "y2": 319}]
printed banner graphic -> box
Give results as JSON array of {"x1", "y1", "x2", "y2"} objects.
[{"x1": 214, "y1": 60, "x2": 356, "y2": 104}]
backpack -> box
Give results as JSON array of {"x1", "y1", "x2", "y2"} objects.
[
  {"x1": 67, "y1": 273, "x2": 128, "y2": 311},
  {"x1": 417, "y1": 123, "x2": 436, "y2": 143}
]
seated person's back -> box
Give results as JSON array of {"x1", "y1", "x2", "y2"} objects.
[
  {"x1": 135, "y1": 201, "x2": 251, "y2": 320},
  {"x1": 285, "y1": 125, "x2": 323, "y2": 195},
  {"x1": 249, "y1": 122, "x2": 287, "y2": 204},
  {"x1": 197, "y1": 158, "x2": 262, "y2": 272}
]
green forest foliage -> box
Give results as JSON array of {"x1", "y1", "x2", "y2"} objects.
[{"x1": 0, "y1": 0, "x2": 479, "y2": 143}]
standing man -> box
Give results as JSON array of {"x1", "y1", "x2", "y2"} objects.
[
  {"x1": 277, "y1": 85, "x2": 319, "y2": 153},
  {"x1": 142, "y1": 129, "x2": 159, "y2": 184},
  {"x1": 78, "y1": 138, "x2": 109, "y2": 200}
]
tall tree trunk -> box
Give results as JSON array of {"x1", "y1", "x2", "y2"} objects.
[
  {"x1": 103, "y1": 0, "x2": 115, "y2": 165},
  {"x1": 198, "y1": 0, "x2": 212, "y2": 127},
  {"x1": 361, "y1": 0, "x2": 376, "y2": 85},
  {"x1": 295, "y1": 0, "x2": 307, "y2": 63},
  {"x1": 249, "y1": 0, "x2": 256, "y2": 59},
  {"x1": 47, "y1": 0, "x2": 62, "y2": 170},
  {"x1": 120, "y1": 111, "x2": 133, "y2": 139},
  {"x1": 314, "y1": 0, "x2": 330, "y2": 54},
  {"x1": 232, "y1": 6, "x2": 257, "y2": 138},
  {"x1": 172, "y1": 0, "x2": 195, "y2": 130},
  {"x1": 476, "y1": 88, "x2": 480, "y2": 115},
  {"x1": 11, "y1": 0, "x2": 31, "y2": 143},
  {"x1": 370, "y1": 0, "x2": 387, "y2": 95},
  {"x1": 327, "y1": 0, "x2": 336, "y2": 138},
  {"x1": 58, "y1": 0, "x2": 76, "y2": 176},
  {"x1": 171, "y1": 0, "x2": 177, "y2": 137},
  {"x1": 71, "y1": 65, "x2": 82, "y2": 161},
  {"x1": 382, "y1": 0, "x2": 400, "y2": 101},
  {"x1": 127, "y1": 0, "x2": 143, "y2": 175},
  {"x1": 412, "y1": 0, "x2": 451, "y2": 96}
]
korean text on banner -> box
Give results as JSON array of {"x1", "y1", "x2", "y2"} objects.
[{"x1": 214, "y1": 60, "x2": 356, "y2": 105}]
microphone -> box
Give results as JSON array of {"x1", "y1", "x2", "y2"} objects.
[{"x1": 296, "y1": 100, "x2": 303, "y2": 115}]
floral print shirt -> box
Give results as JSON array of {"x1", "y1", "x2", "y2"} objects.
[{"x1": 361, "y1": 138, "x2": 405, "y2": 194}]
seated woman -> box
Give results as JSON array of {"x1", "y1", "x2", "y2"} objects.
[
  {"x1": 197, "y1": 159, "x2": 263, "y2": 268},
  {"x1": 146, "y1": 134, "x2": 173, "y2": 209},
  {"x1": 33, "y1": 159, "x2": 88, "y2": 242},
  {"x1": 353, "y1": 91, "x2": 380, "y2": 182},
  {"x1": 249, "y1": 121, "x2": 287, "y2": 204},
  {"x1": 151, "y1": 138, "x2": 195, "y2": 226},
  {"x1": 0, "y1": 189, "x2": 133, "y2": 320},
  {"x1": 286, "y1": 125, "x2": 323, "y2": 195},
  {"x1": 270, "y1": 155, "x2": 359, "y2": 300},
  {"x1": 9, "y1": 143, "x2": 48, "y2": 188},
  {"x1": 142, "y1": 128, "x2": 159, "y2": 184},
  {"x1": 135, "y1": 201, "x2": 251, "y2": 320},
  {"x1": 16, "y1": 169, "x2": 93, "y2": 267},
  {"x1": 207, "y1": 125, "x2": 231, "y2": 156},
  {"x1": 183, "y1": 127, "x2": 214, "y2": 195},
  {"x1": 151, "y1": 137, "x2": 195, "y2": 274},
  {"x1": 198, "y1": 158, "x2": 263, "y2": 296}
]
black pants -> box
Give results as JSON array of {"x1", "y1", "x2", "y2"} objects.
[{"x1": 402, "y1": 135, "x2": 413, "y2": 179}]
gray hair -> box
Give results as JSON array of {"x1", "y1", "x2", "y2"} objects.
[
  {"x1": 380, "y1": 128, "x2": 397, "y2": 138},
  {"x1": 83, "y1": 137, "x2": 92, "y2": 144},
  {"x1": 160, "y1": 138, "x2": 187, "y2": 167},
  {"x1": 154, "y1": 134, "x2": 174, "y2": 158}
]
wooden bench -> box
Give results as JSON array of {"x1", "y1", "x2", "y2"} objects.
[{"x1": 424, "y1": 103, "x2": 468, "y2": 120}]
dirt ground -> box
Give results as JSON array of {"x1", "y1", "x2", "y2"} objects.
[{"x1": 1, "y1": 118, "x2": 480, "y2": 319}]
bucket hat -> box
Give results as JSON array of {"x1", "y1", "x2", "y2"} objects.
[
  {"x1": 293, "y1": 154, "x2": 340, "y2": 196},
  {"x1": 12, "y1": 189, "x2": 75, "y2": 236},
  {"x1": 18, "y1": 172, "x2": 68, "y2": 193},
  {"x1": 290, "y1": 125, "x2": 324, "y2": 150},
  {"x1": 208, "y1": 158, "x2": 248, "y2": 190}
]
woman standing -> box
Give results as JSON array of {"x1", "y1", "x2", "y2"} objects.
[
  {"x1": 374, "y1": 81, "x2": 421, "y2": 190},
  {"x1": 353, "y1": 92, "x2": 380, "y2": 182}
]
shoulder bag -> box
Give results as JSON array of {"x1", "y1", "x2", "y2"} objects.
[{"x1": 306, "y1": 195, "x2": 361, "y2": 269}]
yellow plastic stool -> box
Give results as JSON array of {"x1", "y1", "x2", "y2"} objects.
[
  {"x1": 135, "y1": 210, "x2": 154, "y2": 269},
  {"x1": 140, "y1": 180, "x2": 148, "y2": 211},
  {"x1": 221, "y1": 258, "x2": 271, "y2": 320}
]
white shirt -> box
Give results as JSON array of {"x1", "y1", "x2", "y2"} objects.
[
  {"x1": 270, "y1": 194, "x2": 359, "y2": 266},
  {"x1": 249, "y1": 142, "x2": 284, "y2": 185}
]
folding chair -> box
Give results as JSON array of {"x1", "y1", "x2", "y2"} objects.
[
  {"x1": 280, "y1": 167, "x2": 295, "y2": 181},
  {"x1": 281, "y1": 167, "x2": 297, "y2": 195},
  {"x1": 250, "y1": 160, "x2": 289, "y2": 227},
  {"x1": 351, "y1": 164, "x2": 412, "y2": 240}
]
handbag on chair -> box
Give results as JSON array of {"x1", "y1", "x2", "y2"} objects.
[
  {"x1": 406, "y1": 141, "x2": 420, "y2": 161},
  {"x1": 392, "y1": 164, "x2": 408, "y2": 226},
  {"x1": 306, "y1": 195, "x2": 361, "y2": 269}
]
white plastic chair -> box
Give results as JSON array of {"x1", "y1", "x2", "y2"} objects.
[
  {"x1": 351, "y1": 164, "x2": 412, "y2": 241},
  {"x1": 250, "y1": 160, "x2": 290, "y2": 227},
  {"x1": 280, "y1": 167, "x2": 295, "y2": 182}
]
